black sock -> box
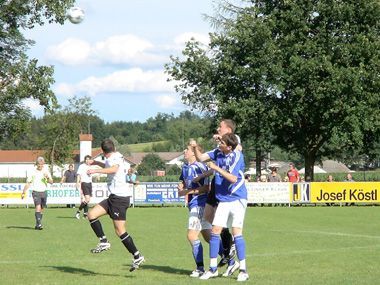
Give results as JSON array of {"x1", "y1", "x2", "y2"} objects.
[
  {"x1": 35, "y1": 212, "x2": 42, "y2": 225},
  {"x1": 120, "y1": 232, "x2": 140, "y2": 256},
  {"x1": 89, "y1": 218, "x2": 106, "y2": 240},
  {"x1": 84, "y1": 204, "x2": 88, "y2": 214},
  {"x1": 220, "y1": 228, "x2": 232, "y2": 256},
  {"x1": 79, "y1": 202, "x2": 87, "y2": 211}
]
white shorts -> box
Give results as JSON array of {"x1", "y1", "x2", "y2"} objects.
[
  {"x1": 213, "y1": 199, "x2": 247, "y2": 229},
  {"x1": 188, "y1": 205, "x2": 212, "y2": 231}
]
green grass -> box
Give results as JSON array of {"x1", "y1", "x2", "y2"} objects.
[
  {"x1": 0, "y1": 206, "x2": 379, "y2": 284},
  {"x1": 122, "y1": 141, "x2": 169, "y2": 152}
]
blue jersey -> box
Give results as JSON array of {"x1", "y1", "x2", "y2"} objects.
[
  {"x1": 179, "y1": 161, "x2": 209, "y2": 209},
  {"x1": 207, "y1": 148, "x2": 247, "y2": 202}
]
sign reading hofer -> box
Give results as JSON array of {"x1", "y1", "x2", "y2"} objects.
[{"x1": 311, "y1": 182, "x2": 380, "y2": 203}]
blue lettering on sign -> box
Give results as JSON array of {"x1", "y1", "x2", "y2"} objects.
[{"x1": 0, "y1": 184, "x2": 23, "y2": 191}]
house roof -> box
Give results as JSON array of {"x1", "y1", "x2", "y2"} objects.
[
  {"x1": 124, "y1": 152, "x2": 183, "y2": 165},
  {"x1": 0, "y1": 150, "x2": 46, "y2": 163},
  {"x1": 320, "y1": 160, "x2": 351, "y2": 173}
]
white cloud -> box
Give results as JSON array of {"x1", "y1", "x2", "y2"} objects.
[
  {"x1": 54, "y1": 68, "x2": 175, "y2": 97},
  {"x1": 46, "y1": 38, "x2": 92, "y2": 65},
  {"x1": 154, "y1": 95, "x2": 178, "y2": 108},
  {"x1": 46, "y1": 34, "x2": 167, "y2": 66}
]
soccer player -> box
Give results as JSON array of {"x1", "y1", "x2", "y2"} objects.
[
  {"x1": 178, "y1": 143, "x2": 211, "y2": 277},
  {"x1": 21, "y1": 157, "x2": 53, "y2": 230},
  {"x1": 86, "y1": 139, "x2": 144, "y2": 272},
  {"x1": 192, "y1": 133, "x2": 249, "y2": 282},
  {"x1": 75, "y1": 155, "x2": 93, "y2": 219},
  {"x1": 195, "y1": 119, "x2": 241, "y2": 271}
]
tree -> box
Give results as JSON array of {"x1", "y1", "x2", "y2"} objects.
[
  {"x1": 40, "y1": 96, "x2": 97, "y2": 169},
  {"x1": 166, "y1": 0, "x2": 380, "y2": 180},
  {"x1": 137, "y1": 153, "x2": 166, "y2": 176},
  {"x1": 0, "y1": 0, "x2": 75, "y2": 143}
]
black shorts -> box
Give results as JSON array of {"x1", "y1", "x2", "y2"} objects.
[
  {"x1": 81, "y1": 182, "x2": 92, "y2": 196},
  {"x1": 206, "y1": 178, "x2": 218, "y2": 207},
  {"x1": 32, "y1": 191, "x2": 47, "y2": 208},
  {"x1": 99, "y1": 194, "x2": 130, "y2": 220}
]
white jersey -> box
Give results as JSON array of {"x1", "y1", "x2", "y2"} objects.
[
  {"x1": 77, "y1": 163, "x2": 93, "y2": 183},
  {"x1": 27, "y1": 167, "x2": 52, "y2": 192},
  {"x1": 105, "y1": 152, "x2": 131, "y2": 197}
]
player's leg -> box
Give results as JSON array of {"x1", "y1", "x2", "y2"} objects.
[
  {"x1": 88, "y1": 202, "x2": 110, "y2": 253},
  {"x1": 33, "y1": 191, "x2": 43, "y2": 230},
  {"x1": 110, "y1": 196, "x2": 144, "y2": 272},
  {"x1": 231, "y1": 199, "x2": 249, "y2": 281}
]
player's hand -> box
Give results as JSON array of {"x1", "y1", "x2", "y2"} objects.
[
  {"x1": 207, "y1": 161, "x2": 216, "y2": 170},
  {"x1": 177, "y1": 183, "x2": 184, "y2": 191},
  {"x1": 189, "y1": 139, "x2": 197, "y2": 147},
  {"x1": 213, "y1": 134, "x2": 221, "y2": 142},
  {"x1": 21, "y1": 193, "x2": 25, "y2": 199},
  {"x1": 87, "y1": 169, "x2": 96, "y2": 175}
]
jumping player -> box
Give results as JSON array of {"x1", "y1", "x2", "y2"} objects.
[{"x1": 86, "y1": 139, "x2": 145, "y2": 272}]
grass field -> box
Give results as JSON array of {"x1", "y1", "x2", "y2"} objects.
[{"x1": 1, "y1": 206, "x2": 379, "y2": 285}]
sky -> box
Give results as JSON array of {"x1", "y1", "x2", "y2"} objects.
[{"x1": 24, "y1": 0, "x2": 216, "y2": 123}]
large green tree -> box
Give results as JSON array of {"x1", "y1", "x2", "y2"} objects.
[
  {"x1": 166, "y1": 0, "x2": 380, "y2": 180},
  {"x1": 0, "y1": 0, "x2": 75, "y2": 142}
]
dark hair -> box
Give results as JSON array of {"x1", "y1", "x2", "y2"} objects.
[
  {"x1": 84, "y1": 155, "x2": 92, "y2": 160},
  {"x1": 221, "y1": 133, "x2": 239, "y2": 150},
  {"x1": 101, "y1": 139, "x2": 115, "y2": 154},
  {"x1": 221, "y1": 119, "x2": 236, "y2": 133}
]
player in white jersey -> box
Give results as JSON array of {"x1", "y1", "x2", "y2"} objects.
[
  {"x1": 21, "y1": 157, "x2": 53, "y2": 230},
  {"x1": 86, "y1": 139, "x2": 144, "y2": 272},
  {"x1": 75, "y1": 155, "x2": 93, "y2": 219}
]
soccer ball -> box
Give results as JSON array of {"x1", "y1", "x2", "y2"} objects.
[{"x1": 68, "y1": 7, "x2": 85, "y2": 24}]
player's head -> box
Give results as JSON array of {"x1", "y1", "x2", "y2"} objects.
[
  {"x1": 101, "y1": 139, "x2": 115, "y2": 157},
  {"x1": 217, "y1": 119, "x2": 236, "y2": 136},
  {"x1": 69, "y1": 164, "x2": 74, "y2": 170},
  {"x1": 219, "y1": 133, "x2": 238, "y2": 153},
  {"x1": 36, "y1": 156, "x2": 45, "y2": 170},
  {"x1": 184, "y1": 142, "x2": 202, "y2": 163},
  {"x1": 84, "y1": 155, "x2": 92, "y2": 164}
]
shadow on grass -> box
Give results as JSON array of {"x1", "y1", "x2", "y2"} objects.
[
  {"x1": 6, "y1": 226, "x2": 35, "y2": 230},
  {"x1": 134, "y1": 264, "x2": 189, "y2": 275},
  {"x1": 43, "y1": 266, "x2": 128, "y2": 278}
]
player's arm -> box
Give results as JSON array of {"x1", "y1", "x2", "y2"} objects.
[
  {"x1": 88, "y1": 164, "x2": 118, "y2": 175},
  {"x1": 89, "y1": 159, "x2": 106, "y2": 168},
  {"x1": 21, "y1": 183, "x2": 30, "y2": 199},
  {"x1": 60, "y1": 173, "x2": 66, "y2": 183},
  {"x1": 177, "y1": 181, "x2": 188, "y2": 196},
  {"x1": 45, "y1": 171, "x2": 53, "y2": 184},
  {"x1": 192, "y1": 169, "x2": 213, "y2": 183},
  {"x1": 189, "y1": 139, "x2": 210, "y2": 162},
  {"x1": 207, "y1": 161, "x2": 237, "y2": 184}
]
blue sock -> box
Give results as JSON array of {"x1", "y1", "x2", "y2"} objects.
[
  {"x1": 210, "y1": 233, "x2": 220, "y2": 271},
  {"x1": 234, "y1": 235, "x2": 246, "y2": 261},
  {"x1": 218, "y1": 239, "x2": 224, "y2": 257},
  {"x1": 191, "y1": 240, "x2": 204, "y2": 269}
]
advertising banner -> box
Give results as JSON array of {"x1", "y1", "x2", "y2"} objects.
[
  {"x1": 134, "y1": 182, "x2": 185, "y2": 204},
  {"x1": 311, "y1": 182, "x2": 380, "y2": 203},
  {"x1": 246, "y1": 182, "x2": 291, "y2": 204}
]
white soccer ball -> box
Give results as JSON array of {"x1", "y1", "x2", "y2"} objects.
[{"x1": 68, "y1": 7, "x2": 85, "y2": 24}]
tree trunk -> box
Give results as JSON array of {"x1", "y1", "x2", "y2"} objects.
[
  {"x1": 256, "y1": 149, "x2": 262, "y2": 180},
  {"x1": 304, "y1": 152, "x2": 316, "y2": 181}
]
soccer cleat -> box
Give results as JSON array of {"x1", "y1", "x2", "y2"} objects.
[
  {"x1": 217, "y1": 255, "x2": 229, "y2": 267},
  {"x1": 189, "y1": 269, "x2": 204, "y2": 278},
  {"x1": 222, "y1": 261, "x2": 240, "y2": 277},
  {"x1": 229, "y1": 244, "x2": 236, "y2": 259},
  {"x1": 75, "y1": 212, "x2": 80, "y2": 219},
  {"x1": 199, "y1": 269, "x2": 218, "y2": 280},
  {"x1": 237, "y1": 271, "x2": 249, "y2": 282},
  {"x1": 35, "y1": 224, "x2": 43, "y2": 230},
  {"x1": 129, "y1": 255, "x2": 145, "y2": 272},
  {"x1": 90, "y1": 242, "x2": 111, "y2": 253}
]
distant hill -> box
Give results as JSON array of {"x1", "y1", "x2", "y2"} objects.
[{"x1": 117, "y1": 141, "x2": 169, "y2": 153}]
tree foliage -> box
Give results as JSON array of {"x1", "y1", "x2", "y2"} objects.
[
  {"x1": 137, "y1": 153, "x2": 166, "y2": 176},
  {"x1": 0, "y1": 0, "x2": 75, "y2": 143},
  {"x1": 166, "y1": 0, "x2": 380, "y2": 180}
]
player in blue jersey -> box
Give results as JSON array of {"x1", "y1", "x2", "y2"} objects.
[
  {"x1": 178, "y1": 143, "x2": 211, "y2": 277},
  {"x1": 192, "y1": 133, "x2": 249, "y2": 282}
]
